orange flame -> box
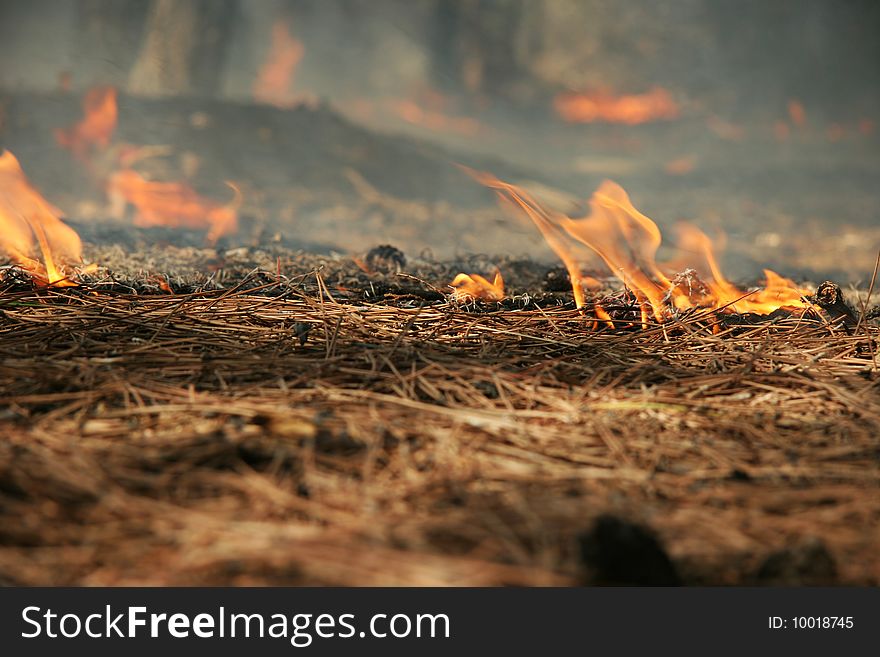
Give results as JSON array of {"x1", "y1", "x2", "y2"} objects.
[
  {"x1": 593, "y1": 303, "x2": 615, "y2": 329},
  {"x1": 559, "y1": 181, "x2": 673, "y2": 321},
  {"x1": 468, "y1": 168, "x2": 810, "y2": 321},
  {"x1": 467, "y1": 168, "x2": 590, "y2": 308},
  {"x1": 787, "y1": 99, "x2": 807, "y2": 128},
  {"x1": 674, "y1": 224, "x2": 810, "y2": 314},
  {"x1": 253, "y1": 20, "x2": 304, "y2": 108},
  {"x1": 0, "y1": 150, "x2": 83, "y2": 286},
  {"x1": 107, "y1": 170, "x2": 240, "y2": 245},
  {"x1": 469, "y1": 169, "x2": 670, "y2": 319},
  {"x1": 450, "y1": 271, "x2": 505, "y2": 302},
  {"x1": 554, "y1": 87, "x2": 679, "y2": 125},
  {"x1": 55, "y1": 86, "x2": 118, "y2": 162}
]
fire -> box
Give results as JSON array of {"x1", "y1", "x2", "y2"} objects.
[
  {"x1": 253, "y1": 20, "x2": 304, "y2": 108},
  {"x1": 50, "y1": 82, "x2": 241, "y2": 247},
  {"x1": 674, "y1": 224, "x2": 810, "y2": 314},
  {"x1": 0, "y1": 150, "x2": 83, "y2": 286},
  {"x1": 553, "y1": 87, "x2": 679, "y2": 125},
  {"x1": 55, "y1": 86, "x2": 118, "y2": 162},
  {"x1": 450, "y1": 271, "x2": 505, "y2": 302},
  {"x1": 559, "y1": 181, "x2": 674, "y2": 321},
  {"x1": 787, "y1": 100, "x2": 807, "y2": 128},
  {"x1": 467, "y1": 168, "x2": 810, "y2": 322},
  {"x1": 474, "y1": 171, "x2": 589, "y2": 307},
  {"x1": 107, "y1": 170, "x2": 241, "y2": 245},
  {"x1": 469, "y1": 169, "x2": 669, "y2": 318}
]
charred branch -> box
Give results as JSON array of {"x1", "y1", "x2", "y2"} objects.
[{"x1": 810, "y1": 281, "x2": 859, "y2": 329}]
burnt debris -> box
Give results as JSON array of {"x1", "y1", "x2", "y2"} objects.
[
  {"x1": 364, "y1": 244, "x2": 407, "y2": 274},
  {"x1": 577, "y1": 514, "x2": 682, "y2": 586},
  {"x1": 754, "y1": 539, "x2": 838, "y2": 586},
  {"x1": 810, "y1": 281, "x2": 859, "y2": 329}
]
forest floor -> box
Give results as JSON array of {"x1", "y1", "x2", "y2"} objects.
[{"x1": 1, "y1": 251, "x2": 878, "y2": 585}]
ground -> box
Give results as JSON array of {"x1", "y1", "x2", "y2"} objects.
[
  {"x1": 0, "y1": 253, "x2": 877, "y2": 585},
  {"x1": 1, "y1": 90, "x2": 878, "y2": 585}
]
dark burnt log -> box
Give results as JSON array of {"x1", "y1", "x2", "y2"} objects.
[
  {"x1": 810, "y1": 281, "x2": 859, "y2": 329},
  {"x1": 578, "y1": 514, "x2": 682, "y2": 586}
]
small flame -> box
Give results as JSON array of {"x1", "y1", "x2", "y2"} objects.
[
  {"x1": 560, "y1": 181, "x2": 673, "y2": 321},
  {"x1": 55, "y1": 86, "x2": 118, "y2": 162},
  {"x1": 465, "y1": 168, "x2": 591, "y2": 308},
  {"x1": 787, "y1": 99, "x2": 807, "y2": 128},
  {"x1": 253, "y1": 20, "x2": 305, "y2": 108},
  {"x1": 107, "y1": 170, "x2": 240, "y2": 245},
  {"x1": 469, "y1": 169, "x2": 670, "y2": 319},
  {"x1": 554, "y1": 87, "x2": 679, "y2": 125},
  {"x1": 450, "y1": 271, "x2": 505, "y2": 302},
  {"x1": 468, "y1": 168, "x2": 810, "y2": 321},
  {"x1": 593, "y1": 303, "x2": 615, "y2": 329},
  {"x1": 0, "y1": 150, "x2": 83, "y2": 286},
  {"x1": 675, "y1": 224, "x2": 810, "y2": 314}
]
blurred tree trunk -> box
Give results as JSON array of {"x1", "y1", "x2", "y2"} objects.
[
  {"x1": 429, "y1": 0, "x2": 535, "y2": 100},
  {"x1": 72, "y1": 0, "x2": 151, "y2": 89},
  {"x1": 128, "y1": 0, "x2": 237, "y2": 98},
  {"x1": 427, "y1": 0, "x2": 707, "y2": 103}
]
